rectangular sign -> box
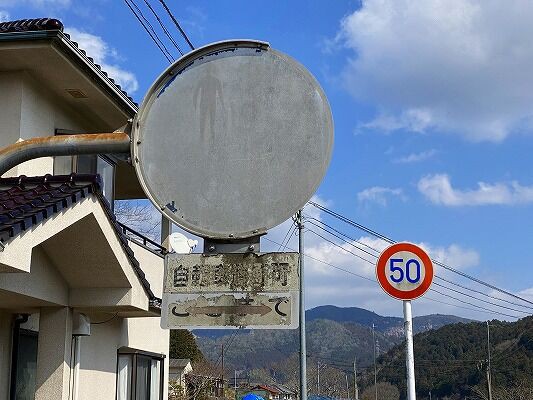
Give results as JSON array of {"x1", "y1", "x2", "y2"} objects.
[{"x1": 161, "y1": 252, "x2": 299, "y2": 329}]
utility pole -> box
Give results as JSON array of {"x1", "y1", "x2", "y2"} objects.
[
  {"x1": 345, "y1": 374, "x2": 350, "y2": 400},
  {"x1": 372, "y1": 323, "x2": 377, "y2": 400},
  {"x1": 317, "y1": 360, "x2": 320, "y2": 395},
  {"x1": 221, "y1": 344, "x2": 224, "y2": 388},
  {"x1": 353, "y1": 357, "x2": 359, "y2": 400},
  {"x1": 297, "y1": 210, "x2": 307, "y2": 400},
  {"x1": 428, "y1": 391, "x2": 431, "y2": 400},
  {"x1": 234, "y1": 370, "x2": 237, "y2": 391},
  {"x1": 486, "y1": 321, "x2": 493, "y2": 400}
]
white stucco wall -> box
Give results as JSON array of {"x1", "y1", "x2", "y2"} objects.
[{"x1": 0, "y1": 71, "x2": 92, "y2": 178}]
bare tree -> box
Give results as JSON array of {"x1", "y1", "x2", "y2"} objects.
[{"x1": 114, "y1": 200, "x2": 161, "y2": 241}]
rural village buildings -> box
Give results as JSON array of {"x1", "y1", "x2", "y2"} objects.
[{"x1": 0, "y1": 18, "x2": 169, "y2": 399}]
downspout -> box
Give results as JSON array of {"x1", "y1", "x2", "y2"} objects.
[{"x1": 9, "y1": 314, "x2": 29, "y2": 400}]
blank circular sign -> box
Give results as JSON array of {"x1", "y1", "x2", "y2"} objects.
[{"x1": 132, "y1": 40, "x2": 333, "y2": 239}]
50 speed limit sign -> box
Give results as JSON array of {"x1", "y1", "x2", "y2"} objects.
[{"x1": 376, "y1": 242, "x2": 434, "y2": 300}]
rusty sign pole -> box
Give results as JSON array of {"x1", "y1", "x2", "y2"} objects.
[
  {"x1": 0, "y1": 133, "x2": 131, "y2": 176},
  {"x1": 297, "y1": 210, "x2": 307, "y2": 400}
]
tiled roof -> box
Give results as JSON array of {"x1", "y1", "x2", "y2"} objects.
[
  {"x1": 0, "y1": 18, "x2": 137, "y2": 107},
  {"x1": 0, "y1": 173, "x2": 160, "y2": 307},
  {"x1": 0, "y1": 18, "x2": 63, "y2": 33}
]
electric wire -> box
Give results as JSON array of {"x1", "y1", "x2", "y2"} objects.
[
  {"x1": 308, "y1": 201, "x2": 533, "y2": 307},
  {"x1": 123, "y1": 0, "x2": 173, "y2": 62},
  {"x1": 157, "y1": 0, "x2": 195, "y2": 50},
  {"x1": 305, "y1": 219, "x2": 533, "y2": 315},
  {"x1": 263, "y1": 235, "x2": 517, "y2": 317},
  {"x1": 142, "y1": 0, "x2": 184, "y2": 55},
  {"x1": 305, "y1": 226, "x2": 528, "y2": 318},
  {"x1": 127, "y1": 0, "x2": 175, "y2": 61}
]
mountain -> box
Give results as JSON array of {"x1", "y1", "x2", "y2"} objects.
[
  {"x1": 194, "y1": 305, "x2": 471, "y2": 370},
  {"x1": 369, "y1": 316, "x2": 533, "y2": 400},
  {"x1": 305, "y1": 305, "x2": 470, "y2": 336}
]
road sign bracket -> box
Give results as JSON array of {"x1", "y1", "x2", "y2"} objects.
[{"x1": 203, "y1": 235, "x2": 261, "y2": 254}]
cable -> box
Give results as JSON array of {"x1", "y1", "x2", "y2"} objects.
[
  {"x1": 263, "y1": 235, "x2": 524, "y2": 318},
  {"x1": 308, "y1": 201, "x2": 533, "y2": 307},
  {"x1": 433, "y1": 281, "x2": 531, "y2": 315},
  {"x1": 306, "y1": 228, "x2": 376, "y2": 265},
  {"x1": 157, "y1": 0, "x2": 195, "y2": 50},
  {"x1": 307, "y1": 219, "x2": 533, "y2": 317},
  {"x1": 305, "y1": 218, "x2": 380, "y2": 259},
  {"x1": 435, "y1": 275, "x2": 533, "y2": 311},
  {"x1": 128, "y1": 0, "x2": 175, "y2": 60},
  {"x1": 429, "y1": 288, "x2": 521, "y2": 319},
  {"x1": 142, "y1": 0, "x2": 184, "y2": 55},
  {"x1": 91, "y1": 313, "x2": 118, "y2": 324},
  {"x1": 123, "y1": 0, "x2": 174, "y2": 63}
]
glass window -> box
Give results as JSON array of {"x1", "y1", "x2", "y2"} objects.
[
  {"x1": 97, "y1": 156, "x2": 115, "y2": 205},
  {"x1": 116, "y1": 351, "x2": 163, "y2": 400},
  {"x1": 117, "y1": 355, "x2": 132, "y2": 400},
  {"x1": 13, "y1": 330, "x2": 38, "y2": 400}
]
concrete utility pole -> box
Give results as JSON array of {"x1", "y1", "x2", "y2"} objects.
[
  {"x1": 486, "y1": 322, "x2": 493, "y2": 400},
  {"x1": 372, "y1": 324, "x2": 378, "y2": 400},
  {"x1": 345, "y1": 374, "x2": 350, "y2": 400},
  {"x1": 353, "y1": 357, "x2": 359, "y2": 400},
  {"x1": 317, "y1": 360, "x2": 320, "y2": 395},
  {"x1": 297, "y1": 210, "x2": 307, "y2": 400}
]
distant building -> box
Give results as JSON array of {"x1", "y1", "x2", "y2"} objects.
[
  {"x1": 169, "y1": 358, "x2": 193, "y2": 387},
  {"x1": 0, "y1": 17, "x2": 170, "y2": 400}
]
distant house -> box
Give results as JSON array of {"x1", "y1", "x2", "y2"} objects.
[
  {"x1": 271, "y1": 384, "x2": 297, "y2": 400},
  {"x1": 248, "y1": 385, "x2": 281, "y2": 400},
  {"x1": 169, "y1": 358, "x2": 193, "y2": 386}
]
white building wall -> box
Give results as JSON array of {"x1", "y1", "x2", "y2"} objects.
[{"x1": 0, "y1": 71, "x2": 93, "y2": 178}]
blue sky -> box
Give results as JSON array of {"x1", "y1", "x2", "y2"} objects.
[{"x1": 3, "y1": 0, "x2": 533, "y2": 320}]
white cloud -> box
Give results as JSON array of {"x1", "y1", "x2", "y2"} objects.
[
  {"x1": 418, "y1": 174, "x2": 533, "y2": 206},
  {"x1": 66, "y1": 27, "x2": 138, "y2": 94},
  {"x1": 394, "y1": 149, "x2": 436, "y2": 164},
  {"x1": 337, "y1": 0, "x2": 533, "y2": 142},
  {"x1": 357, "y1": 186, "x2": 404, "y2": 206},
  {"x1": 0, "y1": 10, "x2": 8, "y2": 21}
]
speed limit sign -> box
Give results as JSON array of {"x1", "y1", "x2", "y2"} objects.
[{"x1": 376, "y1": 242, "x2": 434, "y2": 300}]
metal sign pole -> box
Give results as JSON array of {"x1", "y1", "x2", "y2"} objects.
[
  {"x1": 403, "y1": 300, "x2": 416, "y2": 400},
  {"x1": 298, "y1": 210, "x2": 307, "y2": 400}
]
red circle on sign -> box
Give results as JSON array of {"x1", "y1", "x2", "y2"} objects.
[{"x1": 376, "y1": 242, "x2": 434, "y2": 300}]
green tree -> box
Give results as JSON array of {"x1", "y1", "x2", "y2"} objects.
[{"x1": 169, "y1": 329, "x2": 204, "y2": 362}]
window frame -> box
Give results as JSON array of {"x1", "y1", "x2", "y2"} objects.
[{"x1": 116, "y1": 347, "x2": 165, "y2": 400}]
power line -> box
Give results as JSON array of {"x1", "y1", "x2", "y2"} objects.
[
  {"x1": 306, "y1": 219, "x2": 533, "y2": 316},
  {"x1": 128, "y1": 0, "x2": 175, "y2": 60},
  {"x1": 157, "y1": 0, "x2": 195, "y2": 50},
  {"x1": 123, "y1": 0, "x2": 174, "y2": 63},
  {"x1": 263, "y1": 235, "x2": 520, "y2": 318},
  {"x1": 433, "y1": 281, "x2": 531, "y2": 315},
  {"x1": 142, "y1": 0, "x2": 184, "y2": 55},
  {"x1": 308, "y1": 201, "x2": 533, "y2": 307}
]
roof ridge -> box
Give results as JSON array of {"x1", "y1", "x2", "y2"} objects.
[{"x1": 0, "y1": 18, "x2": 63, "y2": 34}]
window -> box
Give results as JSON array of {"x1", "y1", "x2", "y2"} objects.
[
  {"x1": 117, "y1": 348, "x2": 164, "y2": 400},
  {"x1": 53, "y1": 130, "x2": 116, "y2": 207}
]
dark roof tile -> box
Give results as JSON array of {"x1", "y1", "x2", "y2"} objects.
[
  {"x1": 0, "y1": 18, "x2": 63, "y2": 34},
  {"x1": 0, "y1": 173, "x2": 160, "y2": 306}
]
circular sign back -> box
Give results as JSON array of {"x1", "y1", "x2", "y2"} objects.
[
  {"x1": 376, "y1": 242, "x2": 434, "y2": 300},
  {"x1": 132, "y1": 40, "x2": 333, "y2": 239}
]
